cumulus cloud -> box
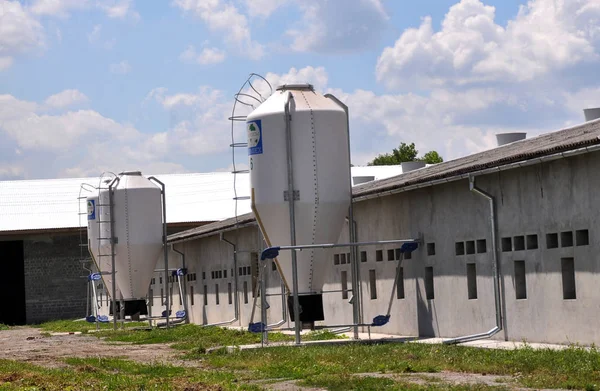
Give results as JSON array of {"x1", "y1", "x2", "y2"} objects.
[
  {"x1": 179, "y1": 45, "x2": 226, "y2": 65},
  {"x1": 244, "y1": 0, "x2": 288, "y2": 18},
  {"x1": 263, "y1": 66, "x2": 329, "y2": 93},
  {"x1": 30, "y1": 0, "x2": 89, "y2": 17},
  {"x1": 287, "y1": 0, "x2": 388, "y2": 53},
  {"x1": 172, "y1": 0, "x2": 263, "y2": 59},
  {"x1": 110, "y1": 60, "x2": 132, "y2": 74},
  {"x1": 44, "y1": 89, "x2": 89, "y2": 109},
  {"x1": 0, "y1": 1, "x2": 45, "y2": 70},
  {"x1": 376, "y1": 0, "x2": 600, "y2": 89},
  {"x1": 97, "y1": 0, "x2": 140, "y2": 20}
]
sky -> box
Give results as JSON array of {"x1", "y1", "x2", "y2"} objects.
[{"x1": 1, "y1": 0, "x2": 600, "y2": 180}]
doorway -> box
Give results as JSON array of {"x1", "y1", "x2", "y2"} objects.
[{"x1": 0, "y1": 240, "x2": 26, "y2": 325}]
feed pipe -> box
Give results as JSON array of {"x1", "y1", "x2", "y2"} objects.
[
  {"x1": 171, "y1": 244, "x2": 190, "y2": 324},
  {"x1": 202, "y1": 233, "x2": 240, "y2": 327},
  {"x1": 444, "y1": 175, "x2": 502, "y2": 345}
]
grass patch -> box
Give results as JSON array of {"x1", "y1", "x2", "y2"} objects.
[
  {"x1": 38, "y1": 319, "x2": 148, "y2": 334},
  {"x1": 301, "y1": 374, "x2": 507, "y2": 390},
  {"x1": 0, "y1": 324, "x2": 9, "y2": 331}
]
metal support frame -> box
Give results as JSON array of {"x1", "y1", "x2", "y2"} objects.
[
  {"x1": 171, "y1": 244, "x2": 190, "y2": 324},
  {"x1": 443, "y1": 175, "x2": 502, "y2": 345},
  {"x1": 148, "y1": 176, "x2": 170, "y2": 329}
]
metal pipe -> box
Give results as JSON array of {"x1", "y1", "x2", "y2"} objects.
[
  {"x1": 273, "y1": 239, "x2": 419, "y2": 252},
  {"x1": 148, "y1": 176, "x2": 169, "y2": 329},
  {"x1": 325, "y1": 93, "x2": 361, "y2": 341},
  {"x1": 218, "y1": 233, "x2": 240, "y2": 327},
  {"x1": 108, "y1": 177, "x2": 120, "y2": 330},
  {"x1": 267, "y1": 279, "x2": 287, "y2": 330},
  {"x1": 171, "y1": 244, "x2": 190, "y2": 324},
  {"x1": 283, "y1": 92, "x2": 302, "y2": 345},
  {"x1": 353, "y1": 143, "x2": 600, "y2": 203},
  {"x1": 444, "y1": 175, "x2": 502, "y2": 345}
]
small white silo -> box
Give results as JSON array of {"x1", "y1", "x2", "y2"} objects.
[{"x1": 247, "y1": 84, "x2": 351, "y2": 322}]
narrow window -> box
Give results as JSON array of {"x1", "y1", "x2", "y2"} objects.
[
  {"x1": 387, "y1": 249, "x2": 395, "y2": 261},
  {"x1": 576, "y1": 230, "x2": 589, "y2": 246},
  {"x1": 341, "y1": 271, "x2": 348, "y2": 300},
  {"x1": 347, "y1": 253, "x2": 351, "y2": 263},
  {"x1": 561, "y1": 231, "x2": 574, "y2": 247},
  {"x1": 202, "y1": 272, "x2": 206, "y2": 280},
  {"x1": 224, "y1": 270, "x2": 227, "y2": 279},
  {"x1": 476, "y1": 239, "x2": 487, "y2": 253},
  {"x1": 190, "y1": 286, "x2": 194, "y2": 306},
  {"x1": 228, "y1": 282, "x2": 233, "y2": 305},
  {"x1": 246, "y1": 266, "x2": 251, "y2": 275},
  {"x1": 159, "y1": 276, "x2": 163, "y2": 284},
  {"x1": 404, "y1": 251, "x2": 412, "y2": 260},
  {"x1": 170, "y1": 287, "x2": 173, "y2": 306},
  {"x1": 397, "y1": 267, "x2": 405, "y2": 299},
  {"x1": 395, "y1": 248, "x2": 401, "y2": 260},
  {"x1": 215, "y1": 284, "x2": 220, "y2": 305},
  {"x1": 251, "y1": 252, "x2": 259, "y2": 297},
  {"x1": 526, "y1": 234, "x2": 538, "y2": 250},
  {"x1": 425, "y1": 267, "x2": 434, "y2": 300},
  {"x1": 376, "y1": 250, "x2": 383, "y2": 262},
  {"x1": 467, "y1": 263, "x2": 477, "y2": 300},
  {"x1": 334, "y1": 254, "x2": 340, "y2": 265},
  {"x1": 243, "y1": 281, "x2": 248, "y2": 304},
  {"x1": 360, "y1": 251, "x2": 367, "y2": 263},
  {"x1": 561, "y1": 258, "x2": 576, "y2": 300},
  {"x1": 466, "y1": 240, "x2": 475, "y2": 255},
  {"x1": 272, "y1": 261, "x2": 277, "y2": 271},
  {"x1": 340, "y1": 253, "x2": 346, "y2": 264},
  {"x1": 455, "y1": 242, "x2": 465, "y2": 256},
  {"x1": 160, "y1": 288, "x2": 164, "y2": 305},
  {"x1": 427, "y1": 243, "x2": 435, "y2": 256},
  {"x1": 203, "y1": 285, "x2": 208, "y2": 306},
  {"x1": 239, "y1": 267, "x2": 243, "y2": 276},
  {"x1": 179, "y1": 290, "x2": 182, "y2": 305},
  {"x1": 501, "y1": 237, "x2": 512, "y2": 252},
  {"x1": 514, "y1": 236, "x2": 525, "y2": 251},
  {"x1": 211, "y1": 271, "x2": 215, "y2": 279},
  {"x1": 546, "y1": 233, "x2": 559, "y2": 249},
  {"x1": 369, "y1": 269, "x2": 377, "y2": 300},
  {"x1": 514, "y1": 261, "x2": 526, "y2": 300}
]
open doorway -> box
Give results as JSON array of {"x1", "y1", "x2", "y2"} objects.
[{"x1": 0, "y1": 240, "x2": 26, "y2": 325}]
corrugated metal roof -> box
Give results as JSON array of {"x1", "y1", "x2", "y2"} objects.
[{"x1": 0, "y1": 167, "x2": 402, "y2": 234}]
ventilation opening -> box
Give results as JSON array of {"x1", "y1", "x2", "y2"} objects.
[
  {"x1": 501, "y1": 237, "x2": 512, "y2": 252},
  {"x1": 376, "y1": 250, "x2": 383, "y2": 262},
  {"x1": 397, "y1": 267, "x2": 405, "y2": 299},
  {"x1": 467, "y1": 263, "x2": 477, "y2": 300},
  {"x1": 243, "y1": 281, "x2": 248, "y2": 304},
  {"x1": 347, "y1": 253, "x2": 351, "y2": 264},
  {"x1": 228, "y1": 283, "x2": 233, "y2": 305},
  {"x1": 576, "y1": 230, "x2": 589, "y2": 246},
  {"x1": 561, "y1": 258, "x2": 576, "y2": 300},
  {"x1": 161, "y1": 288, "x2": 164, "y2": 305},
  {"x1": 341, "y1": 271, "x2": 348, "y2": 300},
  {"x1": 561, "y1": 231, "x2": 573, "y2": 247},
  {"x1": 476, "y1": 239, "x2": 487, "y2": 253},
  {"x1": 395, "y1": 248, "x2": 401, "y2": 260},
  {"x1": 360, "y1": 251, "x2": 367, "y2": 263},
  {"x1": 526, "y1": 234, "x2": 538, "y2": 250},
  {"x1": 514, "y1": 236, "x2": 525, "y2": 251},
  {"x1": 387, "y1": 249, "x2": 395, "y2": 261},
  {"x1": 251, "y1": 252, "x2": 259, "y2": 297},
  {"x1": 353, "y1": 175, "x2": 375, "y2": 185},
  {"x1": 190, "y1": 286, "x2": 194, "y2": 306},
  {"x1": 425, "y1": 267, "x2": 434, "y2": 300},
  {"x1": 342, "y1": 253, "x2": 348, "y2": 264},
  {"x1": 203, "y1": 285, "x2": 208, "y2": 306},
  {"x1": 466, "y1": 240, "x2": 475, "y2": 255},
  {"x1": 455, "y1": 242, "x2": 465, "y2": 256},
  {"x1": 215, "y1": 284, "x2": 220, "y2": 305},
  {"x1": 334, "y1": 254, "x2": 340, "y2": 265},
  {"x1": 427, "y1": 243, "x2": 435, "y2": 256},
  {"x1": 546, "y1": 233, "x2": 559, "y2": 249},
  {"x1": 369, "y1": 269, "x2": 377, "y2": 300},
  {"x1": 405, "y1": 250, "x2": 412, "y2": 260},
  {"x1": 514, "y1": 261, "x2": 527, "y2": 300}
]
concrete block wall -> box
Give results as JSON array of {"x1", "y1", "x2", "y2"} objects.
[{"x1": 23, "y1": 233, "x2": 88, "y2": 323}]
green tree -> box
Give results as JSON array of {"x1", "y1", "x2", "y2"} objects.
[{"x1": 368, "y1": 142, "x2": 443, "y2": 166}]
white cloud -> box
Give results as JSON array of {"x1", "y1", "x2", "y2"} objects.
[
  {"x1": 244, "y1": 0, "x2": 288, "y2": 18},
  {"x1": 287, "y1": 0, "x2": 388, "y2": 53},
  {"x1": 179, "y1": 45, "x2": 226, "y2": 65},
  {"x1": 110, "y1": 60, "x2": 132, "y2": 74},
  {"x1": 0, "y1": 1, "x2": 45, "y2": 70},
  {"x1": 172, "y1": 0, "x2": 263, "y2": 59},
  {"x1": 376, "y1": 0, "x2": 600, "y2": 89},
  {"x1": 30, "y1": 0, "x2": 89, "y2": 17},
  {"x1": 263, "y1": 66, "x2": 329, "y2": 93},
  {"x1": 88, "y1": 24, "x2": 102, "y2": 43},
  {"x1": 44, "y1": 89, "x2": 89, "y2": 109},
  {"x1": 97, "y1": 0, "x2": 140, "y2": 20}
]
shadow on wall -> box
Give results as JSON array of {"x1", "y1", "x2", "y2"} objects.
[{"x1": 416, "y1": 279, "x2": 437, "y2": 337}]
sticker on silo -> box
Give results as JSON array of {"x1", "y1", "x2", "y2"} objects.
[
  {"x1": 87, "y1": 200, "x2": 96, "y2": 221},
  {"x1": 248, "y1": 120, "x2": 263, "y2": 155}
]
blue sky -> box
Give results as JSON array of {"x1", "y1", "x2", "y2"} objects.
[{"x1": 1, "y1": 0, "x2": 599, "y2": 179}]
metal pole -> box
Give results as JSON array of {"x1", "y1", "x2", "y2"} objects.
[
  {"x1": 325, "y1": 93, "x2": 360, "y2": 340},
  {"x1": 108, "y1": 177, "x2": 120, "y2": 331},
  {"x1": 172, "y1": 245, "x2": 190, "y2": 324},
  {"x1": 284, "y1": 92, "x2": 301, "y2": 345},
  {"x1": 148, "y1": 177, "x2": 169, "y2": 329}
]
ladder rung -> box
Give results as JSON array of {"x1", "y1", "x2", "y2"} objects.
[
  {"x1": 230, "y1": 143, "x2": 248, "y2": 148},
  {"x1": 234, "y1": 196, "x2": 251, "y2": 200},
  {"x1": 232, "y1": 170, "x2": 249, "y2": 174}
]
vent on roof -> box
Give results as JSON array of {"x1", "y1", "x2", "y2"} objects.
[
  {"x1": 353, "y1": 176, "x2": 375, "y2": 185},
  {"x1": 496, "y1": 133, "x2": 526, "y2": 146},
  {"x1": 401, "y1": 161, "x2": 426, "y2": 173},
  {"x1": 584, "y1": 108, "x2": 600, "y2": 122}
]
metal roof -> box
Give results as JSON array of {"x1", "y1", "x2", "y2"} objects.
[{"x1": 0, "y1": 167, "x2": 403, "y2": 234}]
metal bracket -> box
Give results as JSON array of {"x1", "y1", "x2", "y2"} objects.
[{"x1": 283, "y1": 190, "x2": 300, "y2": 201}]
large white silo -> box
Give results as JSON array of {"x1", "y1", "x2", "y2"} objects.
[
  {"x1": 247, "y1": 84, "x2": 351, "y2": 322},
  {"x1": 93, "y1": 171, "x2": 165, "y2": 313}
]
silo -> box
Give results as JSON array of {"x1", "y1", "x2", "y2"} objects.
[
  {"x1": 96, "y1": 171, "x2": 165, "y2": 314},
  {"x1": 247, "y1": 84, "x2": 351, "y2": 322}
]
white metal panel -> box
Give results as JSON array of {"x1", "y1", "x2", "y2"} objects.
[{"x1": 247, "y1": 86, "x2": 351, "y2": 294}]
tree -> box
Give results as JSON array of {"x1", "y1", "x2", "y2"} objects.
[{"x1": 368, "y1": 142, "x2": 444, "y2": 166}]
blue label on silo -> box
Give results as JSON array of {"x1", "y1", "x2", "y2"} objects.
[
  {"x1": 87, "y1": 200, "x2": 96, "y2": 220},
  {"x1": 248, "y1": 120, "x2": 263, "y2": 155}
]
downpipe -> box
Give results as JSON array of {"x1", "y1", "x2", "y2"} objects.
[
  {"x1": 444, "y1": 175, "x2": 502, "y2": 345},
  {"x1": 171, "y1": 244, "x2": 190, "y2": 324},
  {"x1": 267, "y1": 280, "x2": 288, "y2": 330}
]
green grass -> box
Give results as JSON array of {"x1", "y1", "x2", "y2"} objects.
[
  {"x1": 37, "y1": 319, "x2": 149, "y2": 334},
  {"x1": 0, "y1": 324, "x2": 9, "y2": 331}
]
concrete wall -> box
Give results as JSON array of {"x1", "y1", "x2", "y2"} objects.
[{"x1": 169, "y1": 151, "x2": 600, "y2": 345}]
